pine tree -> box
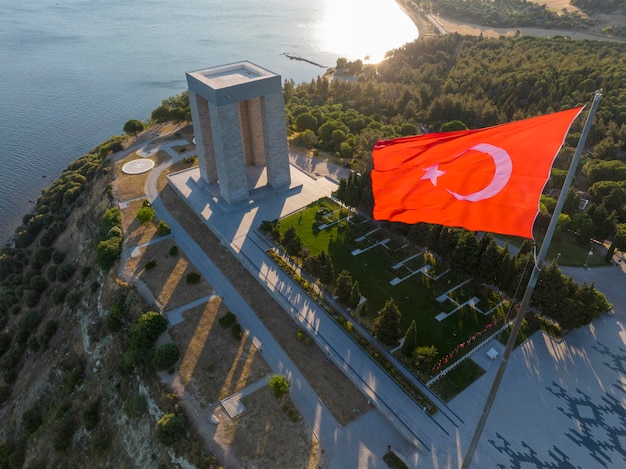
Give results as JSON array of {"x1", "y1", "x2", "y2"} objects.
[
  {"x1": 478, "y1": 238, "x2": 499, "y2": 284},
  {"x1": 349, "y1": 281, "x2": 361, "y2": 309},
  {"x1": 401, "y1": 320, "x2": 417, "y2": 357},
  {"x1": 335, "y1": 270, "x2": 353, "y2": 305},
  {"x1": 373, "y1": 298, "x2": 402, "y2": 346}
]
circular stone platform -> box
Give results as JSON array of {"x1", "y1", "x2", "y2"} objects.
[{"x1": 122, "y1": 159, "x2": 155, "y2": 174}]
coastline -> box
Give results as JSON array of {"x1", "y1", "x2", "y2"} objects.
[
  {"x1": 395, "y1": 0, "x2": 442, "y2": 38},
  {"x1": 396, "y1": 0, "x2": 624, "y2": 42}
]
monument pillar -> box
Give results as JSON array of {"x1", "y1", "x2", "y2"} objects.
[{"x1": 186, "y1": 61, "x2": 291, "y2": 204}]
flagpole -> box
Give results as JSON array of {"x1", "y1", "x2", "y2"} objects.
[{"x1": 461, "y1": 90, "x2": 602, "y2": 469}]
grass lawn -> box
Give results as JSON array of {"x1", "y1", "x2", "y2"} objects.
[
  {"x1": 430, "y1": 359, "x2": 486, "y2": 402},
  {"x1": 496, "y1": 234, "x2": 606, "y2": 267},
  {"x1": 275, "y1": 198, "x2": 502, "y2": 360}
]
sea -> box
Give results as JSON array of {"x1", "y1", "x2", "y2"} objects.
[{"x1": 0, "y1": 0, "x2": 417, "y2": 244}]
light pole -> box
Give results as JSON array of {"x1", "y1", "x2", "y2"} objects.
[{"x1": 555, "y1": 252, "x2": 561, "y2": 265}]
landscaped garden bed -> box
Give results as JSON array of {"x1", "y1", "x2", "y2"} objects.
[{"x1": 260, "y1": 194, "x2": 610, "y2": 401}]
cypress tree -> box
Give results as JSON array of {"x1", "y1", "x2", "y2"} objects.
[{"x1": 402, "y1": 320, "x2": 417, "y2": 357}]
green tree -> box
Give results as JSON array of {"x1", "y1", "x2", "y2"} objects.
[
  {"x1": 317, "y1": 250, "x2": 335, "y2": 285},
  {"x1": 156, "y1": 413, "x2": 185, "y2": 445},
  {"x1": 131, "y1": 311, "x2": 167, "y2": 349},
  {"x1": 96, "y1": 236, "x2": 122, "y2": 270},
  {"x1": 570, "y1": 212, "x2": 594, "y2": 245},
  {"x1": 22, "y1": 405, "x2": 43, "y2": 435},
  {"x1": 299, "y1": 129, "x2": 318, "y2": 147},
  {"x1": 136, "y1": 206, "x2": 155, "y2": 224},
  {"x1": 440, "y1": 120, "x2": 468, "y2": 132},
  {"x1": 157, "y1": 221, "x2": 171, "y2": 236},
  {"x1": 268, "y1": 374, "x2": 291, "y2": 399},
  {"x1": 413, "y1": 345, "x2": 438, "y2": 373},
  {"x1": 335, "y1": 270, "x2": 353, "y2": 305},
  {"x1": 401, "y1": 320, "x2": 417, "y2": 357},
  {"x1": 451, "y1": 231, "x2": 479, "y2": 275},
  {"x1": 153, "y1": 343, "x2": 180, "y2": 370},
  {"x1": 349, "y1": 281, "x2": 361, "y2": 309},
  {"x1": 575, "y1": 283, "x2": 611, "y2": 322},
  {"x1": 123, "y1": 119, "x2": 145, "y2": 136},
  {"x1": 478, "y1": 237, "x2": 500, "y2": 284},
  {"x1": 282, "y1": 226, "x2": 303, "y2": 257},
  {"x1": 295, "y1": 113, "x2": 318, "y2": 132},
  {"x1": 373, "y1": 298, "x2": 402, "y2": 346},
  {"x1": 100, "y1": 207, "x2": 122, "y2": 237}
]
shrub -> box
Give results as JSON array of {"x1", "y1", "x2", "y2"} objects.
[
  {"x1": 156, "y1": 413, "x2": 185, "y2": 446},
  {"x1": 80, "y1": 265, "x2": 92, "y2": 281},
  {"x1": 27, "y1": 336, "x2": 40, "y2": 352},
  {"x1": 46, "y1": 265, "x2": 58, "y2": 282},
  {"x1": 22, "y1": 405, "x2": 43, "y2": 435},
  {"x1": 185, "y1": 272, "x2": 201, "y2": 285},
  {"x1": 29, "y1": 275, "x2": 49, "y2": 293},
  {"x1": 91, "y1": 429, "x2": 111, "y2": 454},
  {"x1": 231, "y1": 322, "x2": 243, "y2": 339},
  {"x1": 131, "y1": 311, "x2": 167, "y2": 349},
  {"x1": 136, "y1": 206, "x2": 155, "y2": 224},
  {"x1": 110, "y1": 141, "x2": 124, "y2": 153},
  {"x1": 168, "y1": 245, "x2": 178, "y2": 256},
  {"x1": 21, "y1": 289, "x2": 41, "y2": 308},
  {"x1": 66, "y1": 290, "x2": 82, "y2": 309},
  {"x1": 51, "y1": 249, "x2": 66, "y2": 264},
  {"x1": 3, "y1": 368, "x2": 17, "y2": 384},
  {"x1": 268, "y1": 374, "x2": 290, "y2": 399},
  {"x1": 124, "y1": 394, "x2": 147, "y2": 418},
  {"x1": 97, "y1": 236, "x2": 122, "y2": 270},
  {"x1": 105, "y1": 305, "x2": 124, "y2": 333},
  {"x1": 51, "y1": 286, "x2": 68, "y2": 305},
  {"x1": 153, "y1": 343, "x2": 180, "y2": 370},
  {"x1": 56, "y1": 263, "x2": 76, "y2": 282},
  {"x1": 53, "y1": 411, "x2": 76, "y2": 451},
  {"x1": 144, "y1": 260, "x2": 156, "y2": 270},
  {"x1": 218, "y1": 311, "x2": 237, "y2": 328},
  {"x1": 157, "y1": 221, "x2": 171, "y2": 236},
  {"x1": 0, "y1": 345, "x2": 24, "y2": 370},
  {"x1": 107, "y1": 226, "x2": 123, "y2": 238},
  {"x1": 123, "y1": 119, "x2": 145, "y2": 135},
  {"x1": 0, "y1": 385, "x2": 11, "y2": 405},
  {"x1": 83, "y1": 398, "x2": 100, "y2": 430},
  {"x1": 39, "y1": 320, "x2": 58, "y2": 347},
  {"x1": 100, "y1": 208, "x2": 121, "y2": 236}
]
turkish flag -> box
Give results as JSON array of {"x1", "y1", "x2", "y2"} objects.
[{"x1": 371, "y1": 107, "x2": 584, "y2": 238}]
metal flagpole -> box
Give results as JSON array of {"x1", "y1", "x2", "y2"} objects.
[{"x1": 461, "y1": 90, "x2": 602, "y2": 469}]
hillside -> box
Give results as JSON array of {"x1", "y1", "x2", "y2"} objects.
[{"x1": 0, "y1": 137, "x2": 219, "y2": 467}]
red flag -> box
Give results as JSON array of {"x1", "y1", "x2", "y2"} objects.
[{"x1": 371, "y1": 107, "x2": 584, "y2": 238}]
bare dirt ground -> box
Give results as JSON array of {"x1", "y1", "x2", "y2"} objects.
[
  {"x1": 167, "y1": 298, "x2": 323, "y2": 469},
  {"x1": 228, "y1": 387, "x2": 322, "y2": 469},
  {"x1": 169, "y1": 297, "x2": 270, "y2": 403},
  {"x1": 120, "y1": 199, "x2": 160, "y2": 246},
  {"x1": 124, "y1": 237, "x2": 212, "y2": 311}
]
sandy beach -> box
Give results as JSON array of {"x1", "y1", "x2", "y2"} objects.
[{"x1": 399, "y1": 0, "x2": 625, "y2": 42}]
